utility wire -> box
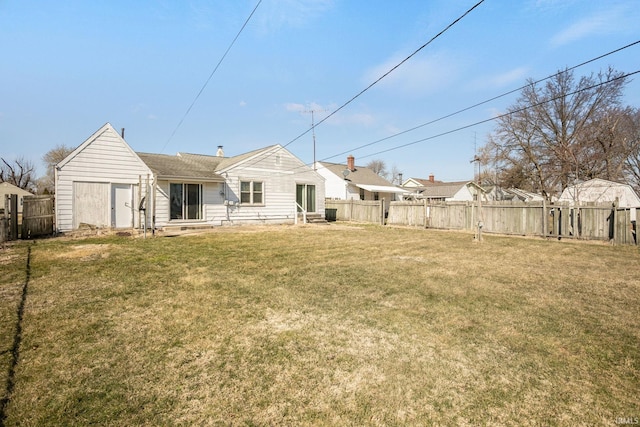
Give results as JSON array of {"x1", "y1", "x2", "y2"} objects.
[
  {"x1": 273, "y1": 41, "x2": 640, "y2": 177},
  {"x1": 321, "y1": 40, "x2": 640, "y2": 162},
  {"x1": 356, "y1": 69, "x2": 640, "y2": 161},
  {"x1": 238, "y1": 0, "x2": 485, "y2": 172},
  {"x1": 160, "y1": 0, "x2": 263, "y2": 153},
  {"x1": 279, "y1": 0, "x2": 485, "y2": 151}
]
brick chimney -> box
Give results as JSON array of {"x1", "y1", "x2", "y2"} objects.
[
  {"x1": 347, "y1": 155, "x2": 355, "y2": 172},
  {"x1": 429, "y1": 174, "x2": 435, "y2": 183}
]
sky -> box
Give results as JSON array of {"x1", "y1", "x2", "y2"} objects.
[{"x1": 1, "y1": 0, "x2": 639, "y2": 182}]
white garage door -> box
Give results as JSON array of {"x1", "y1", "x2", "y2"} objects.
[{"x1": 73, "y1": 182, "x2": 109, "y2": 229}]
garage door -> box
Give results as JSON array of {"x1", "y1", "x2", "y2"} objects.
[{"x1": 73, "y1": 182, "x2": 109, "y2": 229}]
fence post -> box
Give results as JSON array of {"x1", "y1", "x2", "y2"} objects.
[
  {"x1": 612, "y1": 198, "x2": 618, "y2": 245},
  {"x1": 9, "y1": 194, "x2": 18, "y2": 240},
  {"x1": 542, "y1": 199, "x2": 547, "y2": 237}
]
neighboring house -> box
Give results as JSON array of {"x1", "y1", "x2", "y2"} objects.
[
  {"x1": 55, "y1": 123, "x2": 325, "y2": 232},
  {"x1": 481, "y1": 185, "x2": 545, "y2": 202},
  {"x1": 557, "y1": 178, "x2": 640, "y2": 208},
  {"x1": 0, "y1": 182, "x2": 34, "y2": 214},
  {"x1": 403, "y1": 179, "x2": 485, "y2": 202},
  {"x1": 402, "y1": 175, "x2": 442, "y2": 188},
  {"x1": 314, "y1": 155, "x2": 407, "y2": 212}
]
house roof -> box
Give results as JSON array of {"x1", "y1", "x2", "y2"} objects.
[
  {"x1": 213, "y1": 145, "x2": 280, "y2": 172},
  {"x1": 319, "y1": 161, "x2": 398, "y2": 187},
  {"x1": 0, "y1": 181, "x2": 34, "y2": 197},
  {"x1": 405, "y1": 177, "x2": 444, "y2": 186},
  {"x1": 137, "y1": 145, "x2": 282, "y2": 181},
  {"x1": 558, "y1": 178, "x2": 640, "y2": 207},
  {"x1": 415, "y1": 181, "x2": 476, "y2": 198},
  {"x1": 136, "y1": 152, "x2": 223, "y2": 181}
]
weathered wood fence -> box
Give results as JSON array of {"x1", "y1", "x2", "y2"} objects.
[
  {"x1": 327, "y1": 199, "x2": 638, "y2": 245},
  {"x1": 325, "y1": 199, "x2": 386, "y2": 224},
  {"x1": 1, "y1": 194, "x2": 55, "y2": 242},
  {"x1": 22, "y1": 195, "x2": 55, "y2": 238}
]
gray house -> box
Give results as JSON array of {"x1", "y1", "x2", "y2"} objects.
[{"x1": 55, "y1": 123, "x2": 325, "y2": 232}]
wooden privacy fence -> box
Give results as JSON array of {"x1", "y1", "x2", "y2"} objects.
[
  {"x1": 22, "y1": 195, "x2": 55, "y2": 238},
  {"x1": 325, "y1": 199, "x2": 386, "y2": 224},
  {"x1": 335, "y1": 198, "x2": 638, "y2": 245},
  {"x1": 1, "y1": 194, "x2": 55, "y2": 242}
]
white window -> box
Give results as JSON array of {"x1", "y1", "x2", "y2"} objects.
[{"x1": 240, "y1": 181, "x2": 263, "y2": 205}]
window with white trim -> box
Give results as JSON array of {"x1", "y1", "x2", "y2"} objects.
[{"x1": 240, "y1": 181, "x2": 263, "y2": 205}]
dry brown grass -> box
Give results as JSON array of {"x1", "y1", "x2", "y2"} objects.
[{"x1": 0, "y1": 224, "x2": 638, "y2": 425}]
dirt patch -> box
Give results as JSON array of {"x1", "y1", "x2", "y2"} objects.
[
  {"x1": 0, "y1": 253, "x2": 20, "y2": 265},
  {"x1": 56, "y1": 244, "x2": 112, "y2": 261}
]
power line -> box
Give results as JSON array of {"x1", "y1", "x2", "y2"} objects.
[
  {"x1": 284, "y1": 0, "x2": 485, "y2": 150},
  {"x1": 321, "y1": 40, "x2": 640, "y2": 163},
  {"x1": 356, "y1": 69, "x2": 640, "y2": 161},
  {"x1": 240, "y1": 0, "x2": 485, "y2": 170},
  {"x1": 273, "y1": 41, "x2": 640, "y2": 178},
  {"x1": 160, "y1": 0, "x2": 263, "y2": 153}
]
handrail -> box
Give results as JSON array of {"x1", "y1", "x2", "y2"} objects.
[{"x1": 295, "y1": 202, "x2": 306, "y2": 224}]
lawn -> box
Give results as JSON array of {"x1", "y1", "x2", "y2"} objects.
[{"x1": 0, "y1": 224, "x2": 639, "y2": 425}]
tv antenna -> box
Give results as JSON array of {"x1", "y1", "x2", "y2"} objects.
[{"x1": 302, "y1": 108, "x2": 328, "y2": 170}]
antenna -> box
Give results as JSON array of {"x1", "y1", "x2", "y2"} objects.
[{"x1": 302, "y1": 109, "x2": 328, "y2": 170}]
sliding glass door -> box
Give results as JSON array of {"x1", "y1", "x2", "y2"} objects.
[{"x1": 170, "y1": 183, "x2": 202, "y2": 220}]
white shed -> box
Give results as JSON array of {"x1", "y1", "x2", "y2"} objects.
[{"x1": 558, "y1": 178, "x2": 640, "y2": 208}]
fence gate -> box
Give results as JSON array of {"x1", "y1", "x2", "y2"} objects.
[{"x1": 22, "y1": 195, "x2": 55, "y2": 239}]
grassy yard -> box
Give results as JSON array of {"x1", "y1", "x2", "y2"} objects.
[{"x1": 0, "y1": 224, "x2": 638, "y2": 425}]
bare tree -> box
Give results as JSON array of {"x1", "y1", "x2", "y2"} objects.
[
  {"x1": 40, "y1": 144, "x2": 74, "y2": 193},
  {"x1": 483, "y1": 67, "x2": 632, "y2": 199},
  {"x1": 622, "y1": 109, "x2": 640, "y2": 194},
  {"x1": 366, "y1": 159, "x2": 387, "y2": 178},
  {"x1": 0, "y1": 157, "x2": 36, "y2": 191}
]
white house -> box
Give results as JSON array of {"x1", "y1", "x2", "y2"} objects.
[
  {"x1": 314, "y1": 155, "x2": 407, "y2": 212},
  {"x1": 402, "y1": 177, "x2": 486, "y2": 202},
  {"x1": 0, "y1": 182, "x2": 34, "y2": 214},
  {"x1": 55, "y1": 123, "x2": 325, "y2": 232}
]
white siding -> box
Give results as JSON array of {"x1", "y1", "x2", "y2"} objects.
[
  {"x1": 56, "y1": 124, "x2": 152, "y2": 231},
  {"x1": 315, "y1": 163, "x2": 351, "y2": 199},
  {"x1": 153, "y1": 181, "x2": 226, "y2": 228},
  {"x1": 222, "y1": 147, "x2": 325, "y2": 225}
]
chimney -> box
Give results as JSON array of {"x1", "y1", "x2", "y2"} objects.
[
  {"x1": 347, "y1": 155, "x2": 355, "y2": 172},
  {"x1": 216, "y1": 145, "x2": 224, "y2": 157},
  {"x1": 429, "y1": 174, "x2": 435, "y2": 183},
  {"x1": 121, "y1": 128, "x2": 125, "y2": 138},
  {"x1": 398, "y1": 173, "x2": 403, "y2": 185}
]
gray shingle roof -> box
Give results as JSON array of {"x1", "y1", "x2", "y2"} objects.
[
  {"x1": 416, "y1": 181, "x2": 472, "y2": 198},
  {"x1": 137, "y1": 145, "x2": 279, "y2": 180},
  {"x1": 319, "y1": 161, "x2": 397, "y2": 187},
  {"x1": 136, "y1": 152, "x2": 223, "y2": 180}
]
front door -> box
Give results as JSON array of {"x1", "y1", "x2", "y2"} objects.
[{"x1": 112, "y1": 184, "x2": 132, "y2": 228}]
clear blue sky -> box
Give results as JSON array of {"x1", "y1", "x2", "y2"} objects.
[{"x1": 2, "y1": 0, "x2": 639, "y2": 181}]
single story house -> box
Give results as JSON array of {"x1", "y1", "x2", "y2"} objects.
[
  {"x1": 314, "y1": 155, "x2": 408, "y2": 212},
  {"x1": 402, "y1": 176, "x2": 486, "y2": 202},
  {"x1": 55, "y1": 123, "x2": 325, "y2": 232},
  {"x1": 481, "y1": 185, "x2": 545, "y2": 202},
  {"x1": 557, "y1": 178, "x2": 640, "y2": 208},
  {"x1": 0, "y1": 182, "x2": 34, "y2": 214},
  {"x1": 401, "y1": 175, "x2": 442, "y2": 188}
]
